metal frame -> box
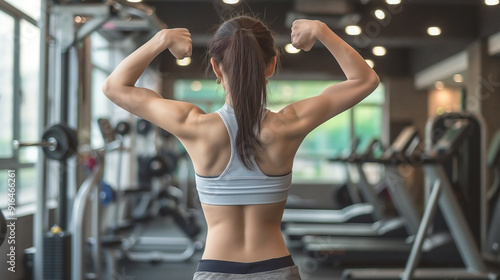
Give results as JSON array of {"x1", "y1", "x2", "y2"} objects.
[
  {"x1": 33, "y1": 1, "x2": 50, "y2": 279},
  {"x1": 52, "y1": 4, "x2": 112, "y2": 51},
  {"x1": 0, "y1": 0, "x2": 37, "y2": 25}
]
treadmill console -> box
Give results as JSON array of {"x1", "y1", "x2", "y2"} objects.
[
  {"x1": 382, "y1": 126, "x2": 418, "y2": 158},
  {"x1": 430, "y1": 120, "x2": 470, "y2": 156}
]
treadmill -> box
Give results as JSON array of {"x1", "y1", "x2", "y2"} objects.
[
  {"x1": 283, "y1": 126, "x2": 421, "y2": 241},
  {"x1": 282, "y1": 138, "x2": 381, "y2": 226},
  {"x1": 343, "y1": 114, "x2": 498, "y2": 279}
]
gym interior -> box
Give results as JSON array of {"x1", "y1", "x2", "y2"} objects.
[{"x1": 1, "y1": 0, "x2": 500, "y2": 279}]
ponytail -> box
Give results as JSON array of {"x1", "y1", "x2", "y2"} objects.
[
  {"x1": 208, "y1": 16, "x2": 278, "y2": 169},
  {"x1": 227, "y1": 29, "x2": 267, "y2": 168}
]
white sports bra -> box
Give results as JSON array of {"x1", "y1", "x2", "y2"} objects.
[{"x1": 195, "y1": 104, "x2": 292, "y2": 205}]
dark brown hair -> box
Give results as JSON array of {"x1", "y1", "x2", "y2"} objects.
[{"x1": 208, "y1": 15, "x2": 278, "y2": 168}]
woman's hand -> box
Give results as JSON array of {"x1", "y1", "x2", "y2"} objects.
[
  {"x1": 155, "y1": 28, "x2": 192, "y2": 59},
  {"x1": 291, "y1": 20, "x2": 325, "y2": 51}
]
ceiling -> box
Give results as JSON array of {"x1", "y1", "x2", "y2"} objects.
[{"x1": 136, "y1": 0, "x2": 500, "y2": 80}]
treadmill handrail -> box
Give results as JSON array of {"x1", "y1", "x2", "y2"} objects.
[
  {"x1": 345, "y1": 126, "x2": 419, "y2": 164},
  {"x1": 348, "y1": 121, "x2": 472, "y2": 166}
]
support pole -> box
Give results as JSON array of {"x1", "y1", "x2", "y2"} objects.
[{"x1": 34, "y1": 1, "x2": 50, "y2": 279}]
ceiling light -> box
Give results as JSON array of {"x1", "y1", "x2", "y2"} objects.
[
  {"x1": 435, "y1": 81, "x2": 444, "y2": 90},
  {"x1": 176, "y1": 57, "x2": 191, "y2": 66},
  {"x1": 372, "y1": 46, "x2": 386, "y2": 56},
  {"x1": 345, "y1": 25, "x2": 362, "y2": 36},
  {"x1": 485, "y1": 0, "x2": 499, "y2": 5},
  {"x1": 374, "y1": 9, "x2": 386, "y2": 20},
  {"x1": 127, "y1": 0, "x2": 142, "y2": 2},
  {"x1": 365, "y1": 59, "x2": 374, "y2": 68},
  {"x1": 386, "y1": 0, "x2": 401, "y2": 4},
  {"x1": 285, "y1": 43, "x2": 300, "y2": 54},
  {"x1": 223, "y1": 0, "x2": 240, "y2": 4},
  {"x1": 453, "y1": 74, "x2": 463, "y2": 83},
  {"x1": 427, "y1": 26, "x2": 441, "y2": 36}
]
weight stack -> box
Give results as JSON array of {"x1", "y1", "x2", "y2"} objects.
[{"x1": 43, "y1": 231, "x2": 71, "y2": 280}]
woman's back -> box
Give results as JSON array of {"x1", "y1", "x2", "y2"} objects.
[{"x1": 185, "y1": 105, "x2": 303, "y2": 262}]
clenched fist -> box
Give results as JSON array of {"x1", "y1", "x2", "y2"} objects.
[
  {"x1": 155, "y1": 28, "x2": 192, "y2": 59},
  {"x1": 291, "y1": 20, "x2": 324, "y2": 52}
]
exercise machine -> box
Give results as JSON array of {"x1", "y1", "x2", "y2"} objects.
[
  {"x1": 330, "y1": 138, "x2": 362, "y2": 209},
  {"x1": 96, "y1": 118, "x2": 202, "y2": 265},
  {"x1": 282, "y1": 138, "x2": 377, "y2": 226},
  {"x1": 284, "y1": 126, "x2": 420, "y2": 243},
  {"x1": 296, "y1": 127, "x2": 423, "y2": 265},
  {"x1": 343, "y1": 113, "x2": 498, "y2": 279}
]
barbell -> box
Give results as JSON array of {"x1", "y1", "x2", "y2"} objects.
[{"x1": 13, "y1": 124, "x2": 78, "y2": 161}]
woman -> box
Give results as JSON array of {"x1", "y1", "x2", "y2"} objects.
[{"x1": 103, "y1": 15, "x2": 379, "y2": 280}]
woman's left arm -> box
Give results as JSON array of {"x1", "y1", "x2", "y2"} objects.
[{"x1": 102, "y1": 28, "x2": 202, "y2": 139}]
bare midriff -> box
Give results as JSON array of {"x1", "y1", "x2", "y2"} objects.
[{"x1": 200, "y1": 200, "x2": 290, "y2": 262}]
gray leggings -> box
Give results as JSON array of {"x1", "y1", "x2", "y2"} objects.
[
  {"x1": 193, "y1": 256, "x2": 301, "y2": 279},
  {"x1": 193, "y1": 265, "x2": 301, "y2": 279}
]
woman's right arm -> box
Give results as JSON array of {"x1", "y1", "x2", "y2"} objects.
[{"x1": 282, "y1": 20, "x2": 380, "y2": 137}]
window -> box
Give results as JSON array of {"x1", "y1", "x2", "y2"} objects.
[
  {"x1": 0, "y1": 11, "x2": 15, "y2": 159},
  {"x1": 174, "y1": 79, "x2": 385, "y2": 183},
  {"x1": 0, "y1": 6, "x2": 40, "y2": 207},
  {"x1": 19, "y1": 19, "x2": 40, "y2": 164},
  {"x1": 4, "y1": 0, "x2": 41, "y2": 21}
]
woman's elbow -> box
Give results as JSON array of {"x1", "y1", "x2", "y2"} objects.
[
  {"x1": 367, "y1": 72, "x2": 380, "y2": 91},
  {"x1": 102, "y1": 78, "x2": 117, "y2": 99},
  {"x1": 359, "y1": 72, "x2": 380, "y2": 96}
]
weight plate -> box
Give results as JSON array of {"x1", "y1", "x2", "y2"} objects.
[
  {"x1": 136, "y1": 119, "x2": 151, "y2": 135},
  {"x1": 100, "y1": 181, "x2": 115, "y2": 206},
  {"x1": 115, "y1": 121, "x2": 131, "y2": 136},
  {"x1": 147, "y1": 155, "x2": 169, "y2": 177},
  {"x1": 41, "y1": 124, "x2": 77, "y2": 161},
  {"x1": 59, "y1": 123, "x2": 78, "y2": 157}
]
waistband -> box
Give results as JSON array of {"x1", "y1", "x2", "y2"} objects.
[{"x1": 196, "y1": 255, "x2": 295, "y2": 274}]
